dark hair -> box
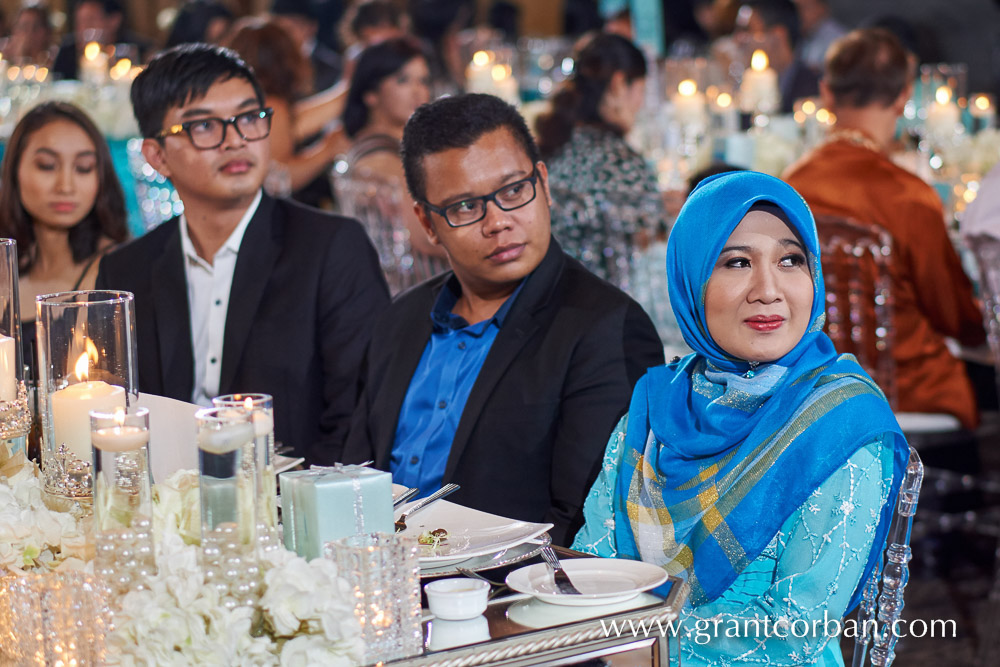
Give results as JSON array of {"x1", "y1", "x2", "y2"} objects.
[
  {"x1": 342, "y1": 0, "x2": 401, "y2": 43},
  {"x1": 15, "y1": 4, "x2": 51, "y2": 31},
  {"x1": 0, "y1": 102, "x2": 128, "y2": 273},
  {"x1": 223, "y1": 17, "x2": 310, "y2": 102},
  {"x1": 743, "y1": 0, "x2": 800, "y2": 48},
  {"x1": 343, "y1": 37, "x2": 427, "y2": 138},
  {"x1": 131, "y1": 43, "x2": 265, "y2": 139},
  {"x1": 74, "y1": 0, "x2": 122, "y2": 16},
  {"x1": 165, "y1": 0, "x2": 233, "y2": 48},
  {"x1": 824, "y1": 28, "x2": 912, "y2": 109},
  {"x1": 535, "y1": 32, "x2": 646, "y2": 158},
  {"x1": 401, "y1": 93, "x2": 540, "y2": 202}
]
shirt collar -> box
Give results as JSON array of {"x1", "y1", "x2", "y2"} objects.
[
  {"x1": 430, "y1": 275, "x2": 527, "y2": 334},
  {"x1": 179, "y1": 189, "x2": 263, "y2": 265}
]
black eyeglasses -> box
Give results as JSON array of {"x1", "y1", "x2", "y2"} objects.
[
  {"x1": 421, "y1": 169, "x2": 539, "y2": 227},
  {"x1": 157, "y1": 108, "x2": 274, "y2": 149}
]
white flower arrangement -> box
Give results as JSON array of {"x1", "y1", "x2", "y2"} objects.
[
  {"x1": 936, "y1": 128, "x2": 1000, "y2": 177},
  {"x1": 0, "y1": 463, "x2": 365, "y2": 665}
]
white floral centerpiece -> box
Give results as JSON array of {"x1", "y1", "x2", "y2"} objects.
[{"x1": 0, "y1": 463, "x2": 365, "y2": 666}]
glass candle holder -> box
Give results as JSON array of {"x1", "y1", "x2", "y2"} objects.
[
  {"x1": 212, "y1": 393, "x2": 279, "y2": 551},
  {"x1": 0, "y1": 571, "x2": 113, "y2": 665},
  {"x1": 36, "y1": 291, "x2": 137, "y2": 512},
  {"x1": 197, "y1": 406, "x2": 260, "y2": 609},
  {"x1": 0, "y1": 239, "x2": 31, "y2": 472},
  {"x1": 325, "y1": 533, "x2": 423, "y2": 663},
  {"x1": 91, "y1": 406, "x2": 156, "y2": 601}
]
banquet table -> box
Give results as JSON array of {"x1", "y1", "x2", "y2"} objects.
[{"x1": 391, "y1": 551, "x2": 688, "y2": 667}]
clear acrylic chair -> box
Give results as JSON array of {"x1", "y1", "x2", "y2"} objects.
[
  {"x1": 332, "y1": 170, "x2": 449, "y2": 296},
  {"x1": 125, "y1": 138, "x2": 183, "y2": 233},
  {"x1": 815, "y1": 215, "x2": 961, "y2": 433},
  {"x1": 850, "y1": 447, "x2": 924, "y2": 667}
]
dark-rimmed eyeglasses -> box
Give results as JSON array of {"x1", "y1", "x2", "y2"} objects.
[
  {"x1": 420, "y1": 169, "x2": 539, "y2": 227},
  {"x1": 156, "y1": 108, "x2": 274, "y2": 149}
]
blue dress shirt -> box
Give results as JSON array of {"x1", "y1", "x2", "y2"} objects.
[{"x1": 390, "y1": 278, "x2": 524, "y2": 497}]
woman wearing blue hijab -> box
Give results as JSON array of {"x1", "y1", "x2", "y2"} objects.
[{"x1": 573, "y1": 171, "x2": 910, "y2": 665}]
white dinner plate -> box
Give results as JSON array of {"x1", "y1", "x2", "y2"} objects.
[
  {"x1": 394, "y1": 499, "x2": 552, "y2": 567},
  {"x1": 505, "y1": 558, "x2": 668, "y2": 607},
  {"x1": 506, "y1": 592, "x2": 663, "y2": 628},
  {"x1": 419, "y1": 536, "x2": 550, "y2": 577}
]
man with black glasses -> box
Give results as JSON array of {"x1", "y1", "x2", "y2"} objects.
[
  {"x1": 96, "y1": 44, "x2": 388, "y2": 464},
  {"x1": 343, "y1": 94, "x2": 663, "y2": 545}
]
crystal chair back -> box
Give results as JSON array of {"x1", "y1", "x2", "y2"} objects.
[
  {"x1": 332, "y1": 170, "x2": 449, "y2": 295},
  {"x1": 815, "y1": 215, "x2": 898, "y2": 407},
  {"x1": 125, "y1": 139, "x2": 184, "y2": 233},
  {"x1": 850, "y1": 446, "x2": 924, "y2": 667}
]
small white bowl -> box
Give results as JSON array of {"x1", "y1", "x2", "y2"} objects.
[{"x1": 424, "y1": 578, "x2": 490, "y2": 621}]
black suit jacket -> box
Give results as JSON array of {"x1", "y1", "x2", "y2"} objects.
[
  {"x1": 343, "y1": 238, "x2": 664, "y2": 545},
  {"x1": 95, "y1": 194, "x2": 389, "y2": 463}
]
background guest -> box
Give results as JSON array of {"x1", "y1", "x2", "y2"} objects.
[
  {"x1": 961, "y1": 162, "x2": 1000, "y2": 241},
  {"x1": 165, "y1": 0, "x2": 234, "y2": 48},
  {"x1": 0, "y1": 101, "x2": 128, "y2": 373},
  {"x1": 339, "y1": 0, "x2": 407, "y2": 80},
  {"x1": 271, "y1": 0, "x2": 343, "y2": 94},
  {"x1": 224, "y1": 17, "x2": 349, "y2": 196},
  {"x1": 5, "y1": 4, "x2": 54, "y2": 65},
  {"x1": 408, "y1": 0, "x2": 474, "y2": 97},
  {"x1": 51, "y1": 0, "x2": 150, "y2": 81},
  {"x1": 784, "y1": 28, "x2": 984, "y2": 428},
  {"x1": 734, "y1": 0, "x2": 818, "y2": 113},
  {"x1": 536, "y1": 32, "x2": 665, "y2": 287},
  {"x1": 341, "y1": 36, "x2": 445, "y2": 262},
  {"x1": 792, "y1": 0, "x2": 846, "y2": 73}
]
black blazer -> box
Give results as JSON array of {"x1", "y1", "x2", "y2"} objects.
[
  {"x1": 343, "y1": 238, "x2": 665, "y2": 545},
  {"x1": 95, "y1": 194, "x2": 389, "y2": 463}
]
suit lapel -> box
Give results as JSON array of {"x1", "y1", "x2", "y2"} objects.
[
  {"x1": 373, "y1": 286, "x2": 438, "y2": 468},
  {"x1": 220, "y1": 195, "x2": 282, "y2": 393},
  {"x1": 443, "y1": 238, "x2": 565, "y2": 480},
  {"x1": 150, "y1": 221, "x2": 194, "y2": 399}
]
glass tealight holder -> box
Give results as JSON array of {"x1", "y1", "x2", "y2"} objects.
[
  {"x1": 91, "y1": 407, "x2": 156, "y2": 601},
  {"x1": 325, "y1": 533, "x2": 423, "y2": 663},
  {"x1": 36, "y1": 290, "x2": 137, "y2": 514},
  {"x1": 212, "y1": 393, "x2": 279, "y2": 552},
  {"x1": 0, "y1": 239, "x2": 31, "y2": 473},
  {"x1": 196, "y1": 406, "x2": 260, "y2": 609}
]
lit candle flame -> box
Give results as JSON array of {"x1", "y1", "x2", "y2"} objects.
[
  {"x1": 490, "y1": 64, "x2": 509, "y2": 81},
  {"x1": 935, "y1": 86, "x2": 952, "y2": 105},
  {"x1": 36, "y1": 67, "x2": 48, "y2": 82},
  {"x1": 7, "y1": 66, "x2": 20, "y2": 82},
  {"x1": 974, "y1": 94, "x2": 991, "y2": 111},
  {"x1": 244, "y1": 397, "x2": 254, "y2": 411},
  {"x1": 109, "y1": 58, "x2": 132, "y2": 80},
  {"x1": 472, "y1": 50, "x2": 490, "y2": 67},
  {"x1": 716, "y1": 92, "x2": 732, "y2": 108},
  {"x1": 114, "y1": 407, "x2": 126, "y2": 426},
  {"x1": 22, "y1": 64, "x2": 36, "y2": 80},
  {"x1": 84, "y1": 42, "x2": 101, "y2": 62},
  {"x1": 678, "y1": 79, "x2": 697, "y2": 96},
  {"x1": 802, "y1": 99, "x2": 816, "y2": 115},
  {"x1": 816, "y1": 108, "x2": 831, "y2": 124},
  {"x1": 74, "y1": 353, "x2": 90, "y2": 382},
  {"x1": 751, "y1": 50, "x2": 769, "y2": 72}
]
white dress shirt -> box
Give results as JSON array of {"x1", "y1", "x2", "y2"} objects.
[{"x1": 179, "y1": 189, "x2": 262, "y2": 406}]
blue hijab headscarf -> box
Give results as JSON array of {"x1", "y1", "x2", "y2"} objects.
[{"x1": 612, "y1": 171, "x2": 908, "y2": 608}]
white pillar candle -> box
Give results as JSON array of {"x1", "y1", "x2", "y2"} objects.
[
  {"x1": 926, "y1": 86, "x2": 961, "y2": 139},
  {"x1": 198, "y1": 422, "x2": 254, "y2": 454},
  {"x1": 52, "y1": 381, "x2": 126, "y2": 461},
  {"x1": 0, "y1": 334, "x2": 17, "y2": 402},
  {"x1": 91, "y1": 425, "x2": 149, "y2": 452},
  {"x1": 79, "y1": 41, "x2": 109, "y2": 86},
  {"x1": 252, "y1": 411, "x2": 274, "y2": 438},
  {"x1": 673, "y1": 79, "x2": 707, "y2": 127},
  {"x1": 739, "y1": 50, "x2": 779, "y2": 115}
]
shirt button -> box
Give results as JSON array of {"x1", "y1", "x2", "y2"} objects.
[
  {"x1": 438, "y1": 400, "x2": 447, "y2": 409},
  {"x1": 214, "y1": 299, "x2": 222, "y2": 306},
  {"x1": 210, "y1": 357, "x2": 218, "y2": 364},
  {"x1": 410, "y1": 455, "x2": 419, "y2": 464},
  {"x1": 458, "y1": 341, "x2": 467, "y2": 350}
]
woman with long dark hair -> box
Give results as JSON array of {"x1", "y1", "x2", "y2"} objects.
[
  {"x1": 536, "y1": 33, "x2": 665, "y2": 288},
  {"x1": 0, "y1": 101, "x2": 128, "y2": 370}
]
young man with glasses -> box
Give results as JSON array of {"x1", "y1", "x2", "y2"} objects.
[
  {"x1": 96, "y1": 44, "x2": 389, "y2": 464},
  {"x1": 343, "y1": 94, "x2": 664, "y2": 546}
]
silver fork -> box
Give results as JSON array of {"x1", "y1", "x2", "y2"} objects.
[
  {"x1": 540, "y1": 545, "x2": 582, "y2": 595},
  {"x1": 394, "y1": 483, "x2": 460, "y2": 532}
]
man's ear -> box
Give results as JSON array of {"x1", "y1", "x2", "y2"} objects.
[
  {"x1": 413, "y1": 201, "x2": 441, "y2": 246},
  {"x1": 892, "y1": 81, "x2": 914, "y2": 114},
  {"x1": 140, "y1": 138, "x2": 172, "y2": 179}
]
